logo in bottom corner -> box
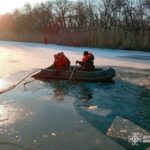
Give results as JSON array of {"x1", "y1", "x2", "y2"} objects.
[{"x1": 128, "y1": 132, "x2": 142, "y2": 145}]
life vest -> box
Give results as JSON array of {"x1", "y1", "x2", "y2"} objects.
[
  {"x1": 54, "y1": 52, "x2": 70, "y2": 70},
  {"x1": 82, "y1": 53, "x2": 94, "y2": 63},
  {"x1": 79, "y1": 52, "x2": 95, "y2": 71}
]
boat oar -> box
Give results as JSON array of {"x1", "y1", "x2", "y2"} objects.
[{"x1": 69, "y1": 64, "x2": 77, "y2": 80}]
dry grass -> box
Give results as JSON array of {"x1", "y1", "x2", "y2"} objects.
[
  {"x1": 0, "y1": 31, "x2": 43, "y2": 43},
  {"x1": 0, "y1": 30, "x2": 149, "y2": 51}
]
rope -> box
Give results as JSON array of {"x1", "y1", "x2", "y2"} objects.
[{"x1": 0, "y1": 69, "x2": 41, "y2": 94}]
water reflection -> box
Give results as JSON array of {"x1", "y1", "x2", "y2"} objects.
[
  {"x1": 0, "y1": 101, "x2": 33, "y2": 127},
  {"x1": 42, "y1": 80, "x2": 70, "y2": 101},
  {"x1": 0, "y1": 105, "x2": 5, "y2": 116},
  {"x1": 0, "y1": 51, "x2": 9, "y2": 61},
  {"x1": 51, "y1": 81, "x2": 69, "y2": 101},
  {"x1": 78, "y1": 83, "x2": 93, "y2": 105},
  {"x1": 0, "y1": 79, "x2": 7, "y2": 90}
]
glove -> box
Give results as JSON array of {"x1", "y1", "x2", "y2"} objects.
[{"x1": 76, "y1": 60, "x2": 79, "y2": 64}]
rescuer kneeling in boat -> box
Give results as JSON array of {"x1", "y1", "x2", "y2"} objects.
[
  {"x1": 76, "y1": 51, "x2": 95, "y2": 71},
  {"x1": 53, "y1": 52, "x2": 70, "y2": 71}
]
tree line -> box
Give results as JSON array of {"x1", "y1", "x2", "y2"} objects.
[{"x1": 0, "y1": 0, "x2": 150, "y2": 51}]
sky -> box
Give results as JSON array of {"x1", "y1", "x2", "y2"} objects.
[
  {"x1": 0, "y1": 0, "x2": 97, "y2": 15},
  {"x1": 0, "y1": 0, "x2": 47, "y2": 14}
]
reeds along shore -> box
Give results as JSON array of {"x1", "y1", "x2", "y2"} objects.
[
  {"x1": 0, "y1": 29, "x2": 149, "y2": 51},
  {"x1": 0, "y1": 0, "x2": 150, "y2": 51}
]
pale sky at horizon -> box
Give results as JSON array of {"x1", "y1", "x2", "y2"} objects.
[
  {"x1": 0, "y1": 0, "x2": 97, "y2": 15},
  {"x1": 0, "y1": 0, "x2": 48, "y2": 14}
]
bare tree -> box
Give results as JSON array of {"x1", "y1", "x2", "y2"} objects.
[{"x1": 54, "y1": 0, "x2": 71, "y2": 30}]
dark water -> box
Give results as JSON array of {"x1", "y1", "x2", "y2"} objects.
[{"x1": 73, "y1": 80, "x2": 150, "y2": 150}]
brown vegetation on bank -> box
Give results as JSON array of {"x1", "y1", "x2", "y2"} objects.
[{"x1": 0, "y1": 0, "x2": 150, "y2": 51}]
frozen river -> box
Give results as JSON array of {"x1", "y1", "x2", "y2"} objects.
[{"x1": 0, "y1": 41, "x2": 150, "y2": 150}]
